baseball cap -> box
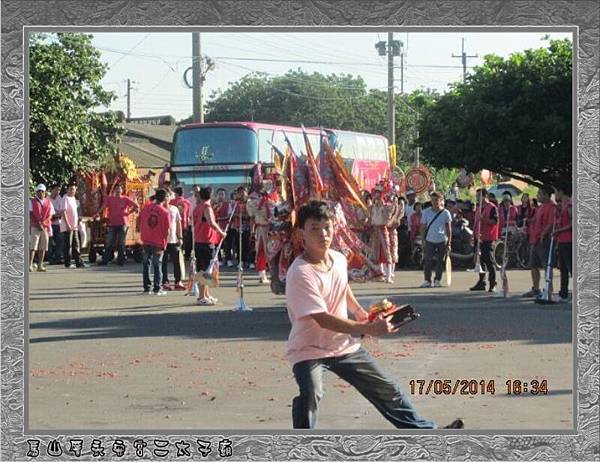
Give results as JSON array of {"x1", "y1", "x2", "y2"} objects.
[
  {"x1": 35, "y1": 184, "x2": 46, "y2": 192},
  {"x1": 406, "y1": 189, "x2": 415, "y2": 195}
]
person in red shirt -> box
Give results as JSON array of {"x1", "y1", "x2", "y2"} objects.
[
  {"x1": 522, "y1": 186, "x2": 557, "y2": 298},
  {"x1": 409, "y1": 202, "x2": 422, "y2": 243},
  {"x1": 553, "y1": 185, "x2": 572, "y2": 302},
  {"x1": 193, "y1": 187, "x2": 227, "y2": 306},
  {"x1": 230, "y1": 186, "x2": 252, "y2": 269},
  {"x1": 213, "y1": 188, "x2": 232, "y2": 266},
  {"x1": 96, "y1": 184, "x2": 139, "y2": 265},
  {"x1": 139, "y1": 189, "x2": 171, "y2": 295},
  {"x1": 470, "y1": 188, "x2": 499, "y2": 292},
  {"x1": 170, "y1": 186, "x2": 192, "y2": 260},
  {"x1": 517, "y1": 193, "x2": 534, "y2": 229}
]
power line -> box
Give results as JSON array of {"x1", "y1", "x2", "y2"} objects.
[
  {"x1": 98, "y1": 45, "x2": 472, "y2": 70},
  {"x1": 216, "y1": 59, "x2": 389, "y2": 91},
  {"x1": 108, "y1": 33, "x2": 150, "y2": 68}
]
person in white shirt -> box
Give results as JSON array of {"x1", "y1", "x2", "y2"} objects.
[
  {"x1": 419, "y1": 191, "x2": 452, "y2": 288},
  {"x1": 161, "y1": 190, "x2": 184, "y2": 290},
  {"x1": 48, "y1": 183, "x2": 64, "y2": 264},
  {"x1": 60, "y1": 184, "x2": 86, "y2": 268}
]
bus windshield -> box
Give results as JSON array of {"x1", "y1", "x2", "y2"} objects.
[{"x1": 173, "y1": 127, "x2": 258, "y2": 165}]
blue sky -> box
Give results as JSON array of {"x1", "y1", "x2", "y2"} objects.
[{"x1": 91, "y1": 31, "x2": 572, "y2": 121}]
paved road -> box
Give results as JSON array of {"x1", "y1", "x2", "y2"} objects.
[{"x1": 28, "y1": 261, "x2": 573, "y2": 430}]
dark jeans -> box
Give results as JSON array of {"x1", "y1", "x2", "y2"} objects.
[
  {"x1": 142, "y1": 245, "x2": 164, "y2": 292},
  {"x1": 49, "y1": 224, "x2": 63, "y2": 263},
  {"x1": 183, "y1": 226, "x2": 193, "y2": 259},
  {"x1": 558, "y1": 242, "x2": 572, "y2": 299},
  {"x1": 292, "y1": 347, "x2": 436, "y2": 429},
  {"x1": 161, "y1": 243, "x2": 182, "y2": 284},
  {"x1": 102, "y1": 225, "x2": 128, "y2": 264},
  {"x1": 63, "y1": 230, "x2": 83, "y2": 267},
  {"x1": 423, "y1": 241, "x2": 447, "y2": 283},
  {"x1": 231, "y1": 228, "x2": 251, "y2": 264},
  {"x1": 222, "y1": 228, "x2": 237, "y2": 262},
  {"x1": 477, "y1": 241, "x2": 496, "y2": 285}
]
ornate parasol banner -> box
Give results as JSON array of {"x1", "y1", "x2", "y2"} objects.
[{"x1": 406, "y1": 164, "x2": 432, "y2": 194}]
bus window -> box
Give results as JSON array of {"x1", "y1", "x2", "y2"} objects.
[
  {"x1": 258, "y1": 128, "x2": 275, "y2": 163},
  {"x1": 173, "y1": 127, "x2": 258, "y2": 165}
]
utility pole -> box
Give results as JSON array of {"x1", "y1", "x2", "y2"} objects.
[
  {"x1": 126, "y1": 78, "x2": 131, "y2": 120},
  {"x1": 375, "y1": 35, "x2": 402, "y2": 147},
  {"x1": 387, "y1": 32, "x2": 395, "y2": 147},
  {"x1": 452, "y1": 38, "x2": 478, "y2": 83},
  {"x1": 192, "y1": 32, "x2": 203, "y2": 123},
  {"x1": 184, "y1": 33, "x2": 215, "y2": 123},
  {"x1": 125, "y1": 79, "x2": 137, "y2": 120},
  {"x1": 400, "y1": 49, "x2": 404, "y2": 94}
]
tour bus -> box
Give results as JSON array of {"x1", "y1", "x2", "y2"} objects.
[{"x1": 169, "y1": 121, "x2": 390, "y2": 194}]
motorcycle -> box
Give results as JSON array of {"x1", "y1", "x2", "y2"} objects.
[{"x1": 449, "y1": 218, "x2": 476, "y2": 267}]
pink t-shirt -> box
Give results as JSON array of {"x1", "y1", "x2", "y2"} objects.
[
  {"x1": 59, "y1": 195, "x2": 79, "y2": 232},
  {"x1": 285, "y1": 250, "x2": 361, "y2": 366},
  {"x1": 104, "y1": 195, "x2": 137, "y2": 226}
]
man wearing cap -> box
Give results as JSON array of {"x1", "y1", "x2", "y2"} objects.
[
  {"x1": 498, "y1": 192, "x2": 518, "y2": 235},
  {"x1": 29, "y1": 184, "x2": 55, "y2": 272}
]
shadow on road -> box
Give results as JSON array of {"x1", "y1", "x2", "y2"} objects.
[{"x1": 30, "y1": 288, "x2": 572, "y2": 346}]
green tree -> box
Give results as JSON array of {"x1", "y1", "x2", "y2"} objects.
[
  {"x1": 201, "y1": 70, "x2": 439, "y2": 168},
  {"x1": 203, "y1": 70, "x2": 380, "y2": 131},
  {"x1": 29, "y1": 33, "x2": 124, "y2": 187},
  {"x1": 418, "y1": 38, "x2": 572, "y2": 189}
]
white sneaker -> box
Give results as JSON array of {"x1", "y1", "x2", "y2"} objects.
[
  {"x1": 227, "y1": 260, "x2": 234, "y2": 267},
  {"x1": 207, "y1": 295, "x2": 218, "y2": 303},
  {"x1": 249, "y1": 263, "x2": 256, "y2": 269},
  {"x1": 154, "y1": 289, "x2": 168, "y2": 296},
  {"x1": 433, "y1": 280, "x2": 442, "y2": 288},
  {"x1": 385, "y1": 277, "x2": 394, "y2": 284},
  {"x1": 196, "y1": 297, "x2": 215, "y2": 306},
  {"x1": 420, "y1": 281, "x2": 432, "y2": 288}
]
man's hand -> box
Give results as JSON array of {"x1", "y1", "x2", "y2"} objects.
[
  {"x1": 353, "y1": 309, "x2": 369, "y2": 323},
  {"x1": 364, "y1": 314, "x2": 399, "y2": 336}
]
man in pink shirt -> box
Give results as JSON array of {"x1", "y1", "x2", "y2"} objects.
[
  {"x1": 286, "y1": 201, "x2": 463, "y2": 430},
  {"x1": 523, "y1": 186, "x2": 557, "y2": 298},
  {"x1": 96, "y1": 185, "x2": 139, "y2": 265},
  {"x1": 139, "y1": 189, "x2": 171, "y2": 295}
]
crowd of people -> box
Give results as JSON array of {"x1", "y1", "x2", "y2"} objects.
[
  {"x1": 29, "y1": 178, "x2": 572, "y2": 431},
  {"x1": 29, "y1": 176, "x2": 572, "y2": 304}
]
